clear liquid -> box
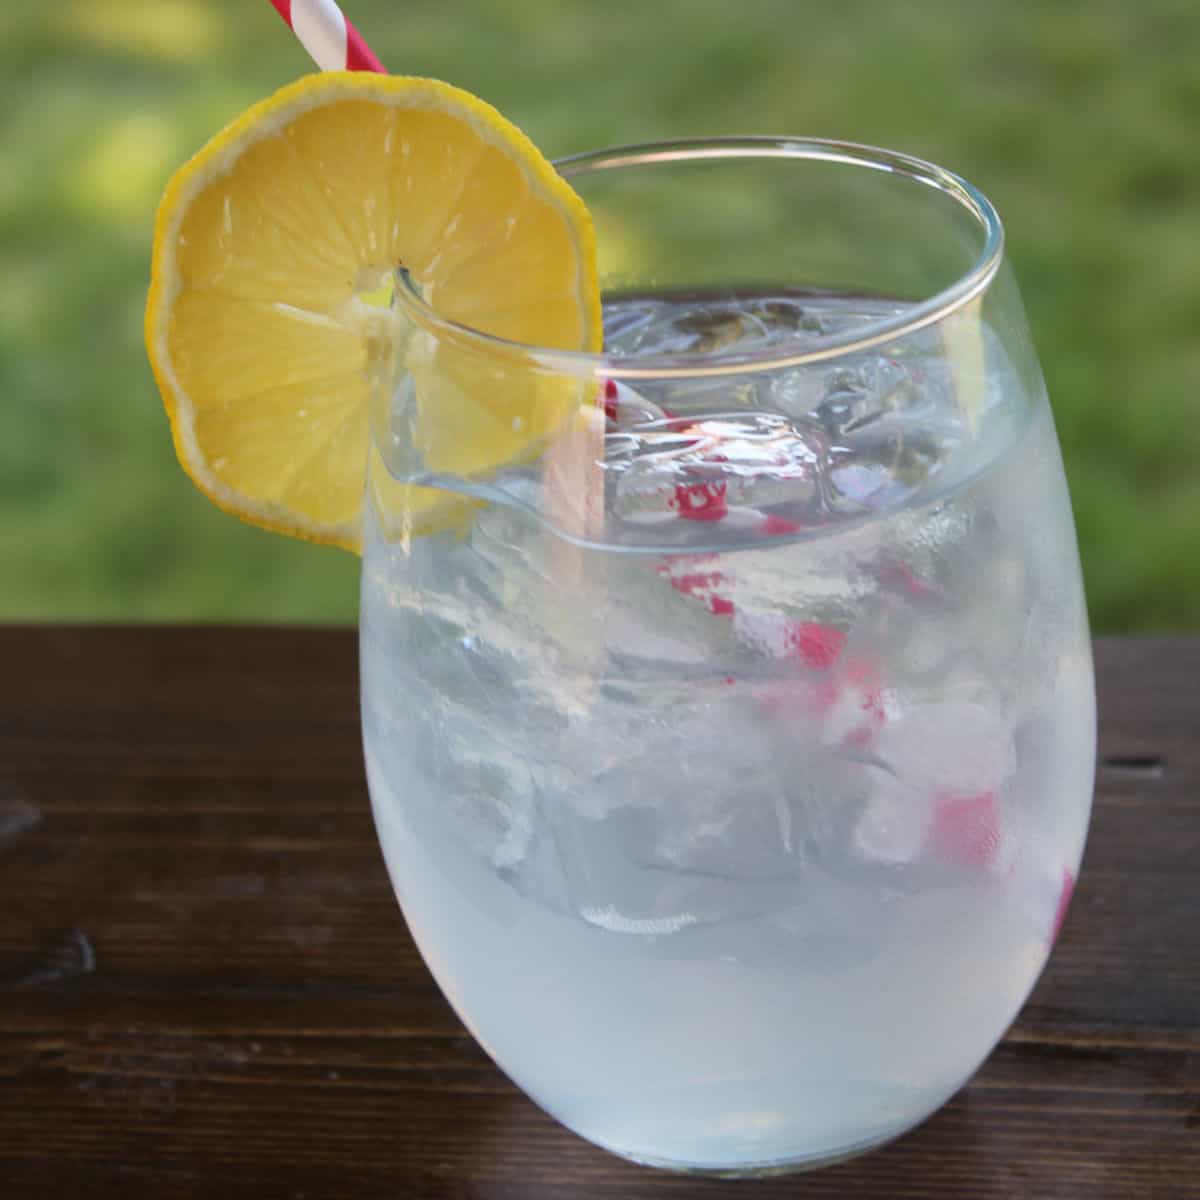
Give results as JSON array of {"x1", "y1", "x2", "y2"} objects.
[
  {"x1": 361, "y1": 292, "x2": 1095, "y2": 1172},
  {"x1": 386, "y1": 293, "x2": 1025, "y2": 554}
]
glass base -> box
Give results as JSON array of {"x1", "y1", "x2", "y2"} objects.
[{"x1": 593, "y1": 1116, "x2": 926, "y2": 1178}]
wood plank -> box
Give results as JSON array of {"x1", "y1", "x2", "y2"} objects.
[{"x1": 0, "y1": 628, "x2": 1196, "y2": 1197}]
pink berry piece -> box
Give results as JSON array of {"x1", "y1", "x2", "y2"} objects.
[
  {"x1": 670, "y1": 480, "x2": 729, "y2": 522},
  {"x1": 785, "y1": 621, "x2": 847, "y2": 671},
  {"x1": 663, "y1": 569, "x2": 726, "y2": 598},
  {"x1": 759, "y1": 513, "x2": 803, "y2": 537},
  {"x1": 814, "y1": 655, "x2": 887, "y2": 748},
  {"x1": 1051, "y1": 866, "x2": 1076, "y2": 943},
  {"x1": 597, "y1": 378, "x2": 667, "y2": 427},
  {"x1": 877, "y1": 556, "x2": 941, "y2": 600},
  {"x1": 931, "y1": 790, "x2": 1002, "y2": 868},
  {"x1": 601, "y1": 378, "x2": 620, "y2": 423}
]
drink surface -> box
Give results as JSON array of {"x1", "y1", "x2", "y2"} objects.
[
  {"x1": 390, "y1": 292, "x2": 1027, "y2": 554},
  {"x1": 361, "y1": 292, "x2": 1095, "y2": 1171}
]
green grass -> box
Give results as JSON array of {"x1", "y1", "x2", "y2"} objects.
[{"x1": 2, "y1": 0, "x2": 1197, "y2": 628}]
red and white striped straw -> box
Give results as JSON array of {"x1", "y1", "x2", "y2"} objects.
[{"x1": 266, "y1": 0, "x2": 386, "y2": 73}]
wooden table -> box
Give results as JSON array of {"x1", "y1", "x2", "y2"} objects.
[{"x1": 0, "y1": 628, "x2": 1195, "y2": 1198}]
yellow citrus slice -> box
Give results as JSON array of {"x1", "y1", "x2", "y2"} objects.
[{"x1": 146, "y1": 72, "x2": 602, "y2": 551}]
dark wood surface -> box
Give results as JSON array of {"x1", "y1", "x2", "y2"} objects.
[{"x1": 0, "y1": 627, "x2": 1195, "y2": 1198}]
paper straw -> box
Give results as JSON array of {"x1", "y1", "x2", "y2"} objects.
[{"x1": 265, "y1": 0, "x2": 385, "y2": 73}]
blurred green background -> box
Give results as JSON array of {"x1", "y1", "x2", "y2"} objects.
[{"x1": 3, "y1": 0, "x2": 1197, "y2": 628}]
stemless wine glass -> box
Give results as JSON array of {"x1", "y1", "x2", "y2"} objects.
[{"x1": 359, "y1": 140, "x2": 1095, "y2": 1175}]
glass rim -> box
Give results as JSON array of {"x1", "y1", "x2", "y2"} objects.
[{"x1": 394, "y1": 136, "x2": 1005, "y2": 381}]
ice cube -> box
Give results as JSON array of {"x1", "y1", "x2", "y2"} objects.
[
  {"x1": 849, "y1": 698, "x2": 1017, "y2": 872},
  {"x1": 600, "y1": 378, "x2": 667, "y2": 427},
  {"x1": 853, "y1": 768, "x2": 932, "y2": 865},
  {"x1": 580, "y1": 905, "x2": 701, "y2": 936},
  {"x1": 609, "y1": 412, "x2": 824, "y2": 530},
  {"x1": 607, "y1": 296, "x2": 814, "y2": 359},
  {"x1": 439, "y1": 747, "x2": 536, "y2": 871},
  {"x1": 602, "y1": 298, "x2": 662, "y2": 348},
  {"x1": 873, "y1": 699, "x2": 1016, "y2": 795},
  {"x1": 825, "y1": 418, "x2": 965, "y2": 515},
  {"x1": 768, "y1": 352, "x2": 895, "y2": 431}
]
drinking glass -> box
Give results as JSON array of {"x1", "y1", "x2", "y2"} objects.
[{"x1": 359, "y1": 139, "x2": 1095, "y2": 1175}]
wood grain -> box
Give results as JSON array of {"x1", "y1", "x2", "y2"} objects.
[{"x1": 0, "y1": 627, "x2": 1196, "y2": 1198}]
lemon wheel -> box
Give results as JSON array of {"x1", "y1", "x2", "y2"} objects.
[{"x1": 146, "y1": 72, "x2": 602, "y2": 551}]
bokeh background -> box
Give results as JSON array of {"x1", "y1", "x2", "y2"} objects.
[{"x1": 3, "y1": 0, "x2": 1197, "y2": 628}]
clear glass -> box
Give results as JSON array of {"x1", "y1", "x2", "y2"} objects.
[{"x1": 359, "y1": 140, "x2": 1095, "y2": 1175}]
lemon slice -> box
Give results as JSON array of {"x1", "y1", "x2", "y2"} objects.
[{"x1": 146, "y1": 72, "x2": 602, "y2": 551}]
